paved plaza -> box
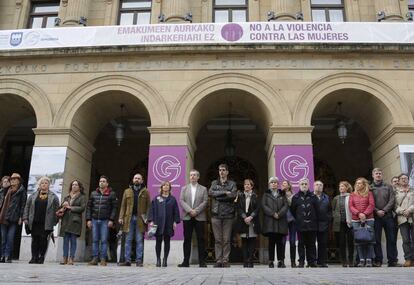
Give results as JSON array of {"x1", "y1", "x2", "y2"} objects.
[{"x1": 0, "y1": 262, "x2": 413, "y2": 285}]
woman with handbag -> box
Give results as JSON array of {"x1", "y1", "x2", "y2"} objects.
[
  {"x1": 332, "y1": 181, "x2": 354, "y2": 267},
  {"x1": 235, "y1": 179, "x2": 260, "y2": 268},
  {"x1": 147, "y1": 181, "x2": 180, "y2": 267},
  {"x1": 59, "y1": 180, "x2": 86, "y2": 265},
  {"x1": 349, "y1": 177, "x2": 375, "y2": 267},
  {"x1": 23, "y1": 176, "x2": 59, "y2": 264}
]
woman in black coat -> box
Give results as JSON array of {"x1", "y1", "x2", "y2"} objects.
[
  {"x1": 148, "y1": 181, "x2": 180, "y2": 267},
  {"x1": 236, "y1": 179, "x2": 260, "y2": 268},
  {"x1": 262, "y1": 176, "x2": 288, "y2": 268}
]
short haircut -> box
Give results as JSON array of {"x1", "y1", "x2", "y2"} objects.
[
  {"x1": 372, "y1": 168, "x2": 382, "y2": 174},
  {"x1": 189, "y1": 169, "x2": 200, "y2": 176},
  {"x1": 218, "y1": 164, "x2": 228, "y2": 171},
  {"x1": 1, "y1": 176, "x2": 10, "y2": 184},
  {"x1": 299, "y1": 178, "x2": 309, "y2": 184},
  {"x1": 37, "y1": 176, "x2": 51, "y2": 189},
  {"x1": 398, "y1": 173, "x2": 409, "y2": 179},
  {"x1": 99, "y1": 175, "x2": 109, "y2": 183},
  {"x1": 268, "y1": 176, "x2": 279, "y2": 184}
]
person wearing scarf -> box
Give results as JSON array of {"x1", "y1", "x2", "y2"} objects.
[
  {"x1": 236, "y1": 179, "x2": 260, "y2": 268},
  {"x1": 0, "y1": 173, "x2": 26, "y2": 263},
  {"x1": 59, "y1": 180, "x2": 86, "y2": 265},
  {"x1": 23, "y1": 176, "x2": 59, "y2": 264}
]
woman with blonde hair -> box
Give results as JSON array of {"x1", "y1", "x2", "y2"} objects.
[
  {"x1": 349, "y1": 177, "x2": 375, "y2": 267},
  {"x1": 148, "y1": 181, "x2": 180, "y2": 267},
  {"x1": 23, "y1": 176, "x2": 59, "y2": 264},
  {"x1": 332, "y1": 181, "x2": 353, "y2": 267}
]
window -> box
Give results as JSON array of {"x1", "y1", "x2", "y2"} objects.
[
  {"x1": 311, "y1": 0, "x2": 345, "y2": 22},
  {"x1": 28, "y1": 1, "x2": 59, "y2": 28},
  {"x1": 213, "y1": 0, "x2": 248, "y2": 23},
  {"x1": 409, "y1": 0, "x2": 414, "y2": 12},
  {"x1": 119, "y1": 0, "x2": 152, "y2": 25}
]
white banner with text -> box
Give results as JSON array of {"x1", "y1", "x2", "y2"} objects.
[{"x1": 0, "y1": 22, "x2": 413, "y2": 51}]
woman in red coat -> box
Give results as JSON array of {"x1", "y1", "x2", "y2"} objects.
[{"x1": 349, "y1": 177, "x2": 375, "y2": 267}]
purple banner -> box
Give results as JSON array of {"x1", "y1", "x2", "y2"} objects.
[
  {"x1": 147, "y1": 146, "x2": 186, "y2": 240},
  {"x1": 275, "y1": 145, "x2": 314, "y2": 193}
]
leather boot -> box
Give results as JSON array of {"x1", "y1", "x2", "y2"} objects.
[
  {"x1": 60, "y1": 257, "x2": 68, "y2": 265},
  {"x1": 162, "y1": 258, "x2": 167, "y2": 267},
  {"x1": 67, "y1": 257, "x2": 74, "y2": 265},
  {"x1": 156, "y1": 258, "x2": 161, "y2": 267}
]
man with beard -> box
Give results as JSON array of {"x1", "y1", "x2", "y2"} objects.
[{"x1": 118, "y1": 173, "x2": 150, "y2": 267}]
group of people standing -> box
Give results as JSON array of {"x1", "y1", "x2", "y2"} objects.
[{"x1": 0, "y1": 165, "x2": 413, "y2": 269}]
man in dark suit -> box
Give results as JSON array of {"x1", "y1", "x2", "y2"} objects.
[{"x1": 178, "y1": 169, "x2": 208, "y2": 267}]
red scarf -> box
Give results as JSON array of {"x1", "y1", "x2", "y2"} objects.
[{"x1": 0, "y1": 186, "x2": 19, "y2": 224}]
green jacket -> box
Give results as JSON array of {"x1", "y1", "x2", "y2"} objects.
[
  {"x1": 59, "y1": 193, "x2": 86, "y2": 237},
  {"x1": 118, "y1": 186, "x2": 150, "y2": 233}
]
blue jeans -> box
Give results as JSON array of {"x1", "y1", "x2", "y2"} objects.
[
  {"x1": 63, "y1": 232, "x2": 78, "y2": 258},
  {"x1": 125, "y1": 215, "x2": 144, "y2": 262},
  {"x1": 92, "y1": 219, "x2": 109, "y2": 259},
  {"x1": 374, "y1": 214, "x2": 398, "y2": 264},
  {"x1": 352, "y1": 220, "x2": 375, "y2": 261},
  {"x1": 1, "y1": 223, "x2": 17, "y2": 258}
]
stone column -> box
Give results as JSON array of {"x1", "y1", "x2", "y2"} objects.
[
  {"x1": 161, "y1": 0, "x2": 191, "y2": 23},
  {"x1": 61, "y1": 0, "x2": 90, "y2": 26},
  {"x1": 375, "y1": 0, "x2": 404, "y2": 21},
  {"x1": 145, "y1": 127, "x2": 194, "y2": 265},
  {"x1": 270, "y1": 0, "x2": 302, "y2": 21},
  {"x1": 19, "y1": 128, "x2": 96, "y2": 262}
]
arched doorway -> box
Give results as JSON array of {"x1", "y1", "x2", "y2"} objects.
[
  {"x1": 0, "y1": 94, "x2": 37, "y2": 259},
  {"x1": 71, "y1": 90, "x2": 151, "y2": 261},
  {"x1": 310, "y1": 88, "x2": 395, "y2": 263},
  {"x1": 190, "y1": 89, "x2": 271, "y2": 264}
]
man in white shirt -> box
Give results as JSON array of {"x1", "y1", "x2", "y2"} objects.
[{"x1": 178, "y1": 169, "x2": 208, "y2": 267}]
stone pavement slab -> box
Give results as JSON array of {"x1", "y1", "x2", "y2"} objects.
[{"x1": 0, "y1": 262, "x2": 412, "y2": 285}]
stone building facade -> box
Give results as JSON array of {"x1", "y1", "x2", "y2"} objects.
[{"x1": 1, "y1": 0, "x2": 414, "y2": 263}]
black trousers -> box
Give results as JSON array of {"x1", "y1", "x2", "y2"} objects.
[
  {"x1": 336, "y1": 222, "x2": 354, "y2": 264},
  {"x1": 316, "y1": 230, "x2": 329, "y2": 265},
  {"x1": 182, "y1": 219, "x2": 206, "y2": 265},
  {"x1": 155, "y1": 235, "x2": 171, "y2": 259},
  {"x1": 298, "y1": 231, "x2": 316, "y2": 264},
  {"x1": 242, "y1": 237, "x2": 256, "y2": 264},
  {"x1": 268, "y1": 233, "x2": 285, "y2": 262},
  {"x1": 31, "y1": 234, "x2": 49, "y2": 261}
]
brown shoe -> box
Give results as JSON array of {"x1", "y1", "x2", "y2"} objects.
[
  {"x1": 60, "y1": 257, "x2": 68, "y2": 265},
  {"x1": 88, "y1": 258, "x2": 98, "y2": 266},
  {"x1": 403, "y1": 260, "x2": 412, "y2": 267},
  {"x1": 100, "y1": 260, "x2": 107, "y2": 266},
  {"x1": 67, "y1": 257, "x2": 74, "y2": 265}
]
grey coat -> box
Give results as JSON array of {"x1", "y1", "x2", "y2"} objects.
[
  {"x1": 180, "y1": 183, "x2": 208, "y2": 221},
  {"x1": 23, "y1": 190, "x2": 60, "y2": 231},
  {"x1": 261, "y1": 189, "x2": 289, "y2": 235},
  {"x1": 59, "y1": 193, "x2": 86, "y2": 237}
]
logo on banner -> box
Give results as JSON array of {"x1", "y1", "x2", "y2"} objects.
[
  {"x1": 221, "y1": 23, "x2": 243, "y2": 42},
  {"x1": 280, "y1": 154, "x2": 309, "y2": 185},
  {"x1": 152, "y1": 155, "x2": 181, "y2": 184},
  {"x1": 10, "y1": 32, "x2": 23, "y2": 47},
  {"x1": 25, "y1": 31, "x2": 40, "y2": 46}
]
